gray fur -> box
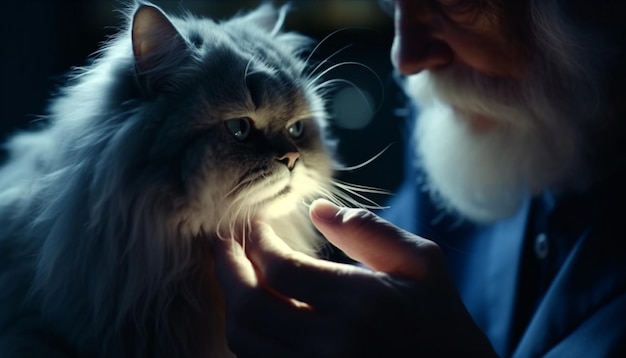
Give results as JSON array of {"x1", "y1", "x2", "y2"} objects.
[{"x1": 0, "y1": 2, "x2": 335, "y2": 357}]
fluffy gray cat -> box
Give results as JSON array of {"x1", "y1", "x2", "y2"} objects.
[{"x1": 0, "y1": 2, "x2": 366, "y2": 356}]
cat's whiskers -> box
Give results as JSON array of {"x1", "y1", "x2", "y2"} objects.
[
  {"x1": 242, "y1": 204, "x2": 256, "y2": 253},
  {"x1": 311, "y1": 182, "x2": 389, "y2": 210},
  {"x1": 315, "y1": 78, "x2": 374, "y2": 113},
  {"x1": 306, "y1": 44, "x2": 353, "y2": 78},
  {"x1": 303, "y1": 27, "x2": 358, "y2": 70},
  {"x1": 302, "y1": 27, "x2": 385, "y2": 108},
  {"x1": 334, "y1": 143, "x2": 393, "y2": 171},
  {"x1": 223, "y1": 181, "x2": 247, "y2": 199},
  {"x1": 308, "y1": 61, "x2": 378, "y2": 87},
  {"x1": 329, "y1": 180, "x2": 389, "y2": 209},
  {"x1": 224, "y1": 175, "x2": 258, "y2": 199},
  {"x1": 306, "y1": 60, "x2": 384, "y2": 114},
  {"x1": 216, "y1": 183, "x2": 252, "y2": 240},
  {"x1": 307, "y1": 145, "x2": 394, "y2": 210}
]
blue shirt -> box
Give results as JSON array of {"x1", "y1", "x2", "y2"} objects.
[{"x1": 383, "y1": 157, "x2": 626, "y2": 357}]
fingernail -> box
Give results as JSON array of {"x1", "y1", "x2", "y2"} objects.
[{"x1": 310, "y1": 199, "x2": 341, "y2": 221}]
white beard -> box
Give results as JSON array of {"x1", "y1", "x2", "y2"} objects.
[{"x1": 404, "y1": 65, "x2": 587, "y2": 222}]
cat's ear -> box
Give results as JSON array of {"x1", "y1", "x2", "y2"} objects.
[
  {"x1": 235, "y1": 4, "x2": 289, "y2": 36},
  {"x1": 131, "y1": 4, "x2": 188, "y2": 93}
]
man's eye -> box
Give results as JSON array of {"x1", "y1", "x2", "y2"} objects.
[
  {"x1": 438, "y1": 0, "x2": 478, "y2": 15},
  {"x1": 436, "y1": 0, "x2": 489, "y2": 26}
]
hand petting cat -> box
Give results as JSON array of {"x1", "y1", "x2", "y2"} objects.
[{"x1": 214, "y1": 199, "x2": 498, "y2": 357}]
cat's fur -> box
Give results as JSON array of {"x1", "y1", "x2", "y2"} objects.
[{"x1": 0, "y1": 2, "x2": 336, "y2": 357}]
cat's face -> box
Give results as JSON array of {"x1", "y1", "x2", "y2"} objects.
[{"x1": 125, "y1": 4, "x2": 333, "y2": 237}]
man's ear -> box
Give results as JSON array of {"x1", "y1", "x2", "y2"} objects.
[{"x1": 131, "y1": 4, "x2": 188, "y2": 93}]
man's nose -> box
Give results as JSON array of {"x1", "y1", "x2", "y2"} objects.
[{"x1": 390, "y1": 1, "x2": 454, "y2": 75}]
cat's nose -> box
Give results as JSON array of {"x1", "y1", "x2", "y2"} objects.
[{"x1": 277, "y1": 151, "x2": 299, "y2": 171}]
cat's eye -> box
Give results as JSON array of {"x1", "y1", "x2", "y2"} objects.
[
  {"x1": 287, "y1": 120, "x2": 305, "y2": 139},
  {"x1": 225, "y1": 117, "x2": 252, "y2": 141}
]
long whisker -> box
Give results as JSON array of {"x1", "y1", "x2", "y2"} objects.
[
  {"x1": 314, "y1": 78, "x2": 360, "y2": 91},
  {"x1": 315, "y1": 78, "x2": 376, "y2": 116},
  {"x1": 333, "y1": 179, "x2": 392, "y2": 195},
  {"x1": 311, "y1": 179, "x2": 390, "y2": 210},
  {"x1": 334, "y1": 143, "x2": 394, "y2": 171},
  {"x1": 307, "y1": 43, "x2": 353, "y2": 78},
  {"x1": 224, "y1": 178, "x2": 254, "y2": 199},
  {"x1": 217, "y1": 180, "x2": 255, "y2": 239},
  {"x1": 241, "y1": 205, "x2": 253, "y2": 252},
  {"x1": 304, "y1": 26, "x2": 371, "y2": 68},
  {"x1": 327, "y1": 186, "x2": 383, "y2": 210},
  {"x1": 331, "y1": 182, "x2": 390, "y2": 209},
  {"x1": 230, "y1": 197, "x2": 250, "y2": 243},
  {"x1": 315, "y1": 187, "x2": 351, "y2": 207},
  {"x1": 310, "y1": 61, "x2": 385, "y2": 113},
  {"x1": 310, "y1": 61, "x2": 381, "y2": 88}
]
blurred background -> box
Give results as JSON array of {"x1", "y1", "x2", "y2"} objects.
[{"x1": 0, "y1": 0, "x2": 410, "y2": 203}]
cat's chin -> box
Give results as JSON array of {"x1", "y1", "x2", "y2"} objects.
[
  {"x1": 239, "y1": 168, "x2": 320, "y2": 219},
  {"x1": 259, "y1": 192, "x2": 303, "y2": 219}
]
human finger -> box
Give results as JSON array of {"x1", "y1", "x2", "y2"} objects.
[
  {"x1": 213, "y1": 237, "x2": 258, "y2": 292},
  {"x1": 244, "y1": 222, "x2": 379, "y2": 307},
  {"x1": 213, "y1": 237, "x2": 324, "y2": 350},
  {"x1": 309, "y1": 199, "x2": 443, "y2": 281}
]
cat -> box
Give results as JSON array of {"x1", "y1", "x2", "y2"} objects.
[{"x1": 0, "y1": 2, "x2": 354, "y2": 356}]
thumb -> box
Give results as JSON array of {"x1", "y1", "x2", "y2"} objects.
[{"x1": 309, "y1": 199, "x2": 441, "y2": 281}]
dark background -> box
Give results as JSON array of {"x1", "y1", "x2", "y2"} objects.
[{"x1": 0, "y1": 0, "x2": 409, "y2": 202}]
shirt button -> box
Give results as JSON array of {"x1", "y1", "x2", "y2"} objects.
[{"x1": 534, "y1": 233, "x2": 549, "y2": 260}]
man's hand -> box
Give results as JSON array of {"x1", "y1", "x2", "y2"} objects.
[{"x1": 214, "y1": 199, "x2": 496, "y2": 357}]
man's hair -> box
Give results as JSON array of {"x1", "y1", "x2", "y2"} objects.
[{"x1": 531, "y1": 0, "x2": 626, "y2": 170}]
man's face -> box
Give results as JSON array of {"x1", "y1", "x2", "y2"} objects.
[
  {"x1": 388, "y1": 0, "x2": 595, "y2": 221},
  {"x1": 391, "y1": 0, "x2": 525, "y2": 76},
  {"x1": 391, "y1": 0, "x2": 527, "y2": 130}
]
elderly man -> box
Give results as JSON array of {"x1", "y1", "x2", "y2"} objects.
[{"x1": 215, "y1": 0, "x2": 626, "y2": 356}]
